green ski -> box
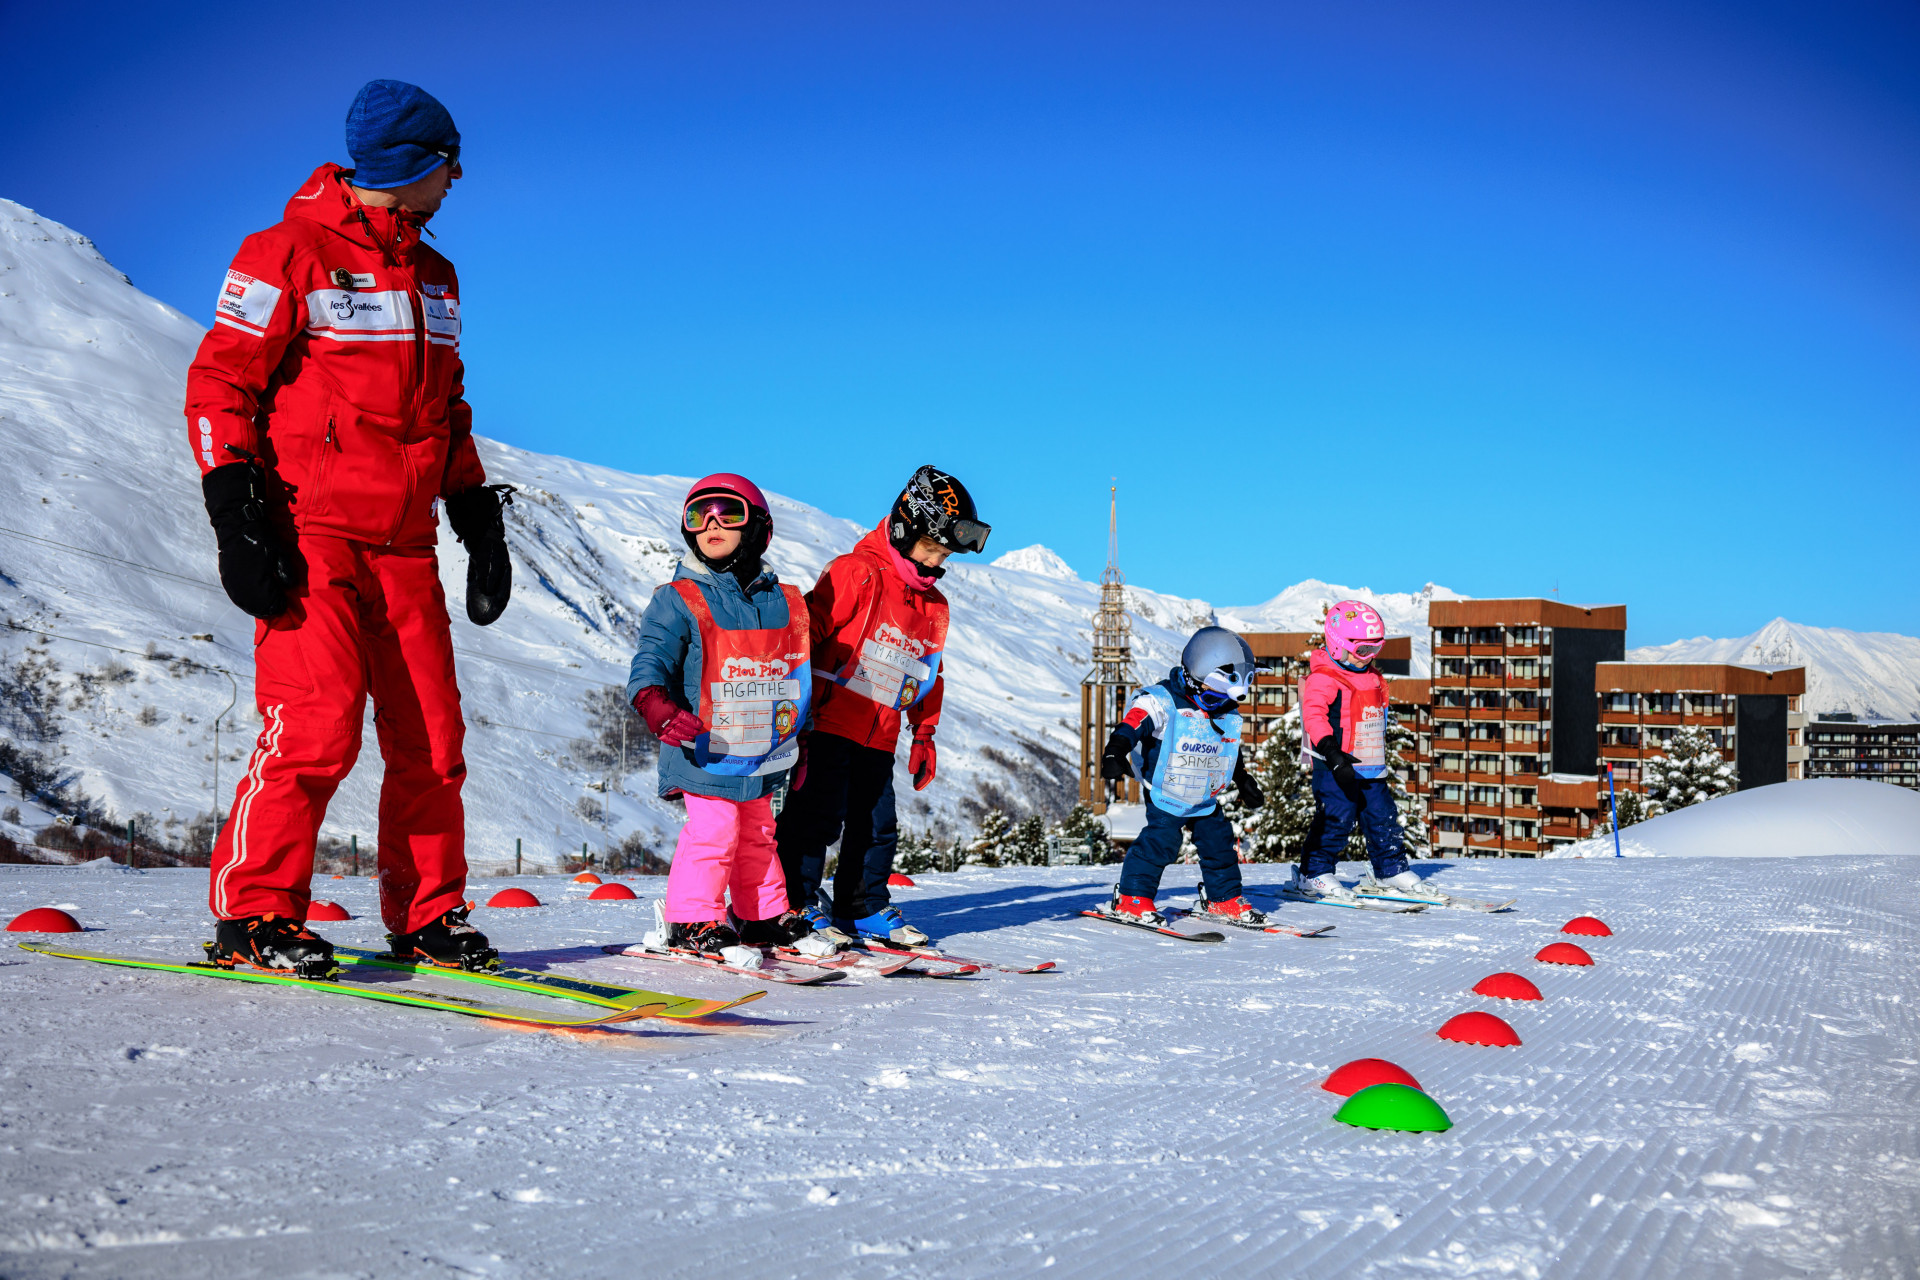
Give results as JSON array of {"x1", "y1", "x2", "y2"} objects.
[
  {"x1": 332, "y1": 946, "x2": 767, "y2": 1019},
  {"x1": 17, "y1": 941, "x2": 670, "y2": 1028}
]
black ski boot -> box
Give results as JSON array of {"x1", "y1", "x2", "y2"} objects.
[
  {"x1": 206, "y1": 914, "x2": 339, "y2": 979},
  {"x1": 387, "y1": 902, "x2": 500, "y2": 972},
  {"x1": 666, "y1": 919, "x2": 745, "y2": 957},
  {"x1": 736, "y1": 911, "x2": 814, "y2": 948}
]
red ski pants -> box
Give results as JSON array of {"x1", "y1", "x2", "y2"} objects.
[{"x1": 210, "y1": 534, "x2": 469, "y2": 934}]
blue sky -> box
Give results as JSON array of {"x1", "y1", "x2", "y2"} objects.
[{"x1": 9, "y1": 1, "x2": 1918, "y2": 644}]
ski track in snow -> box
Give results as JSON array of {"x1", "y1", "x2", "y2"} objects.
[{"x1": 3, "y1": 859, "x2": 1918, "y2": 1279}]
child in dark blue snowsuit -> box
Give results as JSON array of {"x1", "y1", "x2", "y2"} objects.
[{"x1": 1096, "y1": 627, "x2": 1266, "y2": 926}]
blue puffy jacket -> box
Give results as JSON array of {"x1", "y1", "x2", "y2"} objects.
[{"x1": 626, "y1": 556, "x2": 802, "y2": 802}]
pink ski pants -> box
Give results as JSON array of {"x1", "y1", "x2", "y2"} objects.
[{"x1": 663, "y1": 793, "x2": 790, "y2": 924}]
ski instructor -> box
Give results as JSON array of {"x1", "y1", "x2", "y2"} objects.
[{"x1": 183, "y1": 80, "x2": 510, "y2": 978}]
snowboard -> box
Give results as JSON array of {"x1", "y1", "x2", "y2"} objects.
[
  {"x1": 18, "y1": 941, "x2": 670, "y2": 1028},
  {"x1": 332, "y1": 946, "x2": 767, "y2": 1018}
]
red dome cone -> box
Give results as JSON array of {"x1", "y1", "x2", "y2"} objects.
[
  {"x1": 306, "y1": 900, "x2": 351, "y2": 922},
  {"x1": 1321, "y1": 1057, "x2": 1422, "y2": 1096},
  {"x1": 1437, "y1": 1011, "x2": 1522, "y2": 1047},
  {"x1": 487, "y1": 888, "x2": 542, "y2": 908},
  {"x1": 588, "y1": 882, "x2": 637, "y2": 900},
  {"x1": 7, "y1": 907, "x2": 82, "y2": 933},
  {"x1": 1536, "y1": 941, "x2": 1595, "y2": 966},
  {"x1": 1472, "y1": 972, "x2": 1543, "y2": 1001},
  {"x1": 888, "y1": 873, "x2": 917, "y2": 887},
  {"x1": 572, "y1": 872, "x2": 602, "y2": 885},
  {"x1": 1562, "y1": 916, "x2": 1612, "y2": 937}
]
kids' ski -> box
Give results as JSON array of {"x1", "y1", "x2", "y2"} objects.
[
  {"x1": 19, "y1": 941, "x2": 670, "y2": 1027},
  {"x1": 1277, "y1": 887, "x2": 1427, "y2": 913},
  {"x1": 1353, "y1": 887, "x2": 1516, "y2": 912},
  {"x1": 765, "y1": 946, "x2": 925, "y2": 977},
  {"x1": 332, "y1": 946, "x2": 767, "y2": 1018},
  {"x1": 858, "y1": 941, "x2": 1059, "y2": 974},
  {"x1": 1165, "y1": 908, "x2": 1335, "y2": 938},
  {"x1": 1078, "y1": 909, "x2": 1225, "y2": 943},
  {"x1": 602, "y1": 943, "x2": 846, "y2": 985}
]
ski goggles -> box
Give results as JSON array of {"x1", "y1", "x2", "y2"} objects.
[
  {"x1": 1201, "y1": 662, "x2": 1261, "y2": 704},
  {"x1": 1347, "y1": 640, "x2": 1383, "y2": 661},
  {"x1": 683, "y1": 494, "x2": 753, "y2": 531},
  {"x1": 946, "y1": 518, "x2": 991, "y2": 554}
]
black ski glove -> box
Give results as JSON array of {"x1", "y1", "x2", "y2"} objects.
[
  {"x1": 202, "y1": 461, "x2": 305, "y2": 619},
  {"x1": 444, "y1": 485, "x2": 513, "y2": 626},
  {"x1": 1099, "y1": 730, "x2": 1133, "y2": 781},
  {"x1": 1315, "y1": 734, "x2": 1365, "y2": 804},
  {"x1": 1233, "y1": 760, "x2": 1264, "y2": 810}
]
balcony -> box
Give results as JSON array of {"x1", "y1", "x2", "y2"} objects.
[
  {"x1": 1506, "y1": 772, "x2": 1541, "y2": 786},
  {"x1": 1503, "y1": 678, "x2": 1541, "y2": 690},
  {"x1": 1506, "y1": 644, "x2": 1540, "y2": 656},
  {"x1": 1504, "y1": 839, "x2": 1542, "y2": 855},
  {"x1": 1433, "y1": 644, "x2": 1469, "y2": 657},
  {"x1": 1469, "y1": 709, "x2": 1506, "y2": 721},
  {"x1": 1600, "y1": 712, "x2": 1639, "y2": 725},
  {"x1": 1467, "y1": 646, "x2": 1505, "y2": 657},
  {"x1": 1468, "y1": 676, "x2": 1507, "y2": 688},
  {"x1": 1645, "y1": 713, "x2": 1682, "y2": 726},
  {"x1": 1429, "y1": 801, "x2": 1465, "y2": 816},
  {"x1": 1468, "y1": 804, "x2": 1505, "y2": 819},
  {"x1": 1431, "y1": 770, "x2": 1465, "y2": 784},
  {"x1": 1541, "y1": 822, "x2": 1582, "y2": 839},
  {"x1": 1431, "y1": 706, "x2": 1467, "y2": 719},
  {"x1": 1682, "y1": 714, "x2": 1733, "y2": 727}
]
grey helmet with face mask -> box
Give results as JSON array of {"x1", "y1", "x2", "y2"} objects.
[{"x1": 1180, "y1": 627, "x2": 1260, "y2": 713}]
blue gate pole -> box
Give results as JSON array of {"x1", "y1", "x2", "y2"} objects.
[{"x1": 1607, "y1": 765, "x2": 1623, "y2": 858}]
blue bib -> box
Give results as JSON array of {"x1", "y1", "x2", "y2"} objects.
[{"x1": 1133, "y1": 684, "x2": 1241, "y2": 818}]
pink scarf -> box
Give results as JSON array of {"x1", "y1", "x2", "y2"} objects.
[{"x1": 884, "y1": 534, "x2": 939, "y2": 591}]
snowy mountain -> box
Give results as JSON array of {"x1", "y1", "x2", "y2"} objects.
[
  {"x1": 0, "y1": 198, "x2": 1277, "y2": 867},
  {"x1": 1629, "y1": 617, "x2": 1920, "y2": 720}
]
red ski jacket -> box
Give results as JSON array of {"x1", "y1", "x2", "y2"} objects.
[
  {"x1": 805, "y1": 525, "x2": 948, "y2": 751},
  {"x1": 183, "y1": 163, "x2": 485, "y2": 548}
]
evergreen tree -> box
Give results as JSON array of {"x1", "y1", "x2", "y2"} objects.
[
  {"x1": 967, "y1": 809, "x2": 1013, "y2": 867},
  {"x1": 1601, "y1": 787, "x2": 1648, "y2": 832},
  {"x1": 1223, "y1": 706, "x2": 1315, "y2": 863},
  {"x1": 1641, "y1": 725, "x2": 1737, "y2": 817},
  {"x1": 895, "y1": 828, "x2": 939, "y2": 876},
  {"x1": 1004, "y1": 814, "x2": 1049, "y2": 866}
]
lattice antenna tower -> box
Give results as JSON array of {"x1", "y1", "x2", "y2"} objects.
[{"x1": 1090, "y1": 483, "x2": 1135, "y2": 686}]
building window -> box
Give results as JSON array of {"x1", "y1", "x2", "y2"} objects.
[
  {"x1": 1645, "y1": 693, "x2": 1682, "y2": 715},
  {"x1": 1435, "y1": 784, "x2": 1464, "y2": 803},
  {"x1": 1469, "y1": 627, "x2": 1503, "y2": 645},
  {"x1": 1509, "y1": 627, "x2": 1539, "y2": 645},
  {"x1": 1603, "y1": 692, "x2": 1636, "y2": 713},
  {"x1": 1506, "y1": 787, "x2": 1536, "y2": 807},
  {"x1": 1434, "y1": 753, "x2": 1466, "y2": 772},
  {"x1": 1509, "y1": 754, "x2": 1542, "y2": 775},
  {"x1": 1469, "y1": 724, "x2": 1503, "y2": 741},
  {"x1": 1469, "y1": 785, "x2": 1502, "y2": 806},
  {"x1": 1469, "y1": 753, "x2": 1502, "y2": 774},
  {"x1": 1508, "y1": 722, "x2": 1541, "y2": 743}
]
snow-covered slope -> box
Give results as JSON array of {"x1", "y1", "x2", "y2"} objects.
[
  {"x1": 0, "y1": 198, "x2": 1284, "y2": 866},
  {"x1": 1543, "y1": 779, "x2": 1920, "y2": 858},
  {"x1": 1630, "y1": 617, "x2": 1920, "y2": 719},
  {"x1": 7, "y1": 850, "x2": 1919, "y2": 1278}
]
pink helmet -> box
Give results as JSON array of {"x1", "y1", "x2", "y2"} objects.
[
  {"x1": 682, "y1": 473, "x2": 773, "y2": 566},
  {"x1": 1323, "y1": 599, "x2": 1386, "y2": 666}
]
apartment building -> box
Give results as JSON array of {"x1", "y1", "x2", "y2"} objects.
[
  {"x1": 1426, "y1": 599, "x2": 1627, "y2": 856},
  {"x1": 1593, "y1": 663, "x2": 1808, "y2": 800},
  {"x1": 1804, "y1": 713, "x2": 1920, "y2": 789}
]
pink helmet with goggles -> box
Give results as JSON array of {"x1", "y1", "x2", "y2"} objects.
[
  {"x1": 681, "y1": 473, "x2": 773, "y2": 570},
  {"x1": 1323, "y1": 599, "x2": 1386, "y2": 667}
]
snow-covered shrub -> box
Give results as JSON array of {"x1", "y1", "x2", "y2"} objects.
[
  {"x1": 896, "y1": 828, "x2": 941, "y2": 876},
  {"x1": 1641, "y1": 725, "x2": 1737, "y2": 817}
]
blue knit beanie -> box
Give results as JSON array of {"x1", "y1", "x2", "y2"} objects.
[{"x1": 345, "y1": 80, "x2": 460, "y2": 190}]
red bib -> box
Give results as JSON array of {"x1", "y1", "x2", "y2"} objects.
[{"x1": 672, "y1": 581, "x2": 812, "y2": 777}]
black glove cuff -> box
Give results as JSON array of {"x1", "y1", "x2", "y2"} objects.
[
  {"x1": 202, "y1": 461, "x2": 267, "y2": 528},
  {"x1": 445, "y1": 484, "x2": 511, "y2": 544}
]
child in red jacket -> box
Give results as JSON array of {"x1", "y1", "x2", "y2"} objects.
[
  {"x1": 1284, "y1": 600, "x2": 1432, "y2": 904},
  {"x1": 774, "y1": 466, "x2": 990, "y2": 947}
]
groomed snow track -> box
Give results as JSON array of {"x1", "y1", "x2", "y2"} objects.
[{"x1": 3, "y1": 856, "x2": 1918, "y2": 1279}]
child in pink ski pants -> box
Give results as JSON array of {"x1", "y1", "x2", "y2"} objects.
[{"x1": 664, "y1": 795, "x2": 787, "y2": 922}]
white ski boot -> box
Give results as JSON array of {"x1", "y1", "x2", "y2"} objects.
[
  {"x1": 1283, "y1": 868, "x2": 1359, "y2": 903},
  {"x1": 1358, "y1": 871, "x2": 1447, "y2": 904}
]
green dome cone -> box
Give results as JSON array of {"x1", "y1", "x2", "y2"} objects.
[{"x1": 1333, "y1": 1082, "x2": 1452, "y2": 1133}]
